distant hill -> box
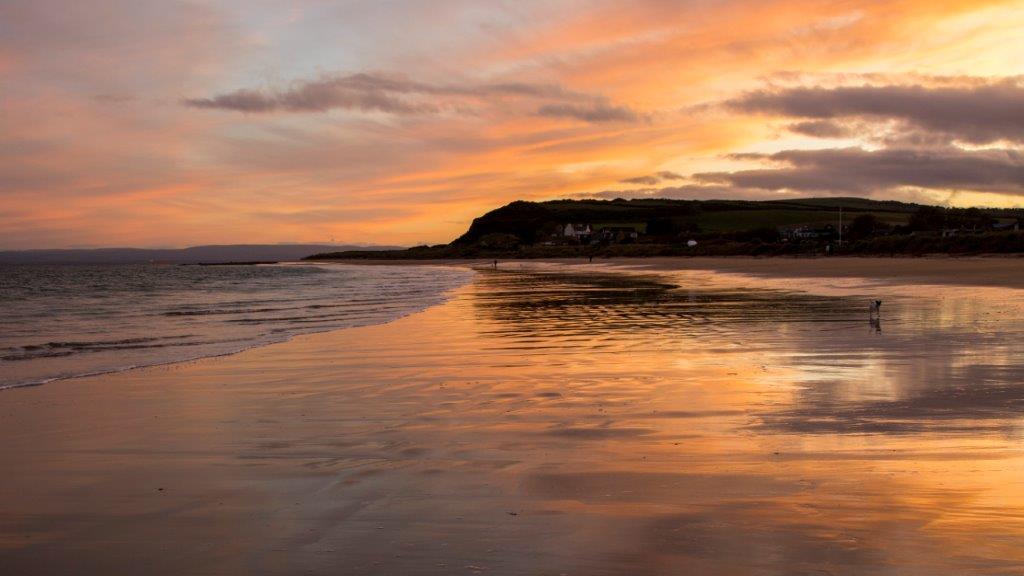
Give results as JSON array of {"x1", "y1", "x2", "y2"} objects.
[
  {"x1": 307, "y1": 197, "x2": 1024, "y2": 259},
  {"x1": 451, "y1": 197, "x2": 926, "y2": 245},
  {"x1": 0, "y1": 244, "x2": 404, "y2": 264}
]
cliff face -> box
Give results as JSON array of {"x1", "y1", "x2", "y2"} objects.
[{"x1": 453, "y1": 201, "x2": 557, "y2": 245}]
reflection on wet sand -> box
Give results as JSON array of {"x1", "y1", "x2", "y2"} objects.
[{"x1": 1, "y1": 266, "x2": 1023, "y2": 575}]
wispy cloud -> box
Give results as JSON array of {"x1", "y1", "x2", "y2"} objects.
[
  {"x1": 589, "y1": 184, "x2": 798, "y2": 201},
  {"x1": 535, "y1": 101, "x2": 640, "y2": 123},
  {"x1": 619, "y1": 171, "x2": 685, "y2": 185},
  {"x1": 728, "y1": 77, "x2": 1024, "y2": 144},
  {"x1": 786, "y1": 120, "x2": 854, "y2": 138},
  {"x1": 696, "y1": 147, "x2": 1024, "y2": 195},
  {"x1": 185, "y1": 72, "x2": 639, "y2": 123}
]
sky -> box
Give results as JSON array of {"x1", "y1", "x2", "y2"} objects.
[{"x1": 1, "y1": 0, "x2": 1023, "y2": 248}]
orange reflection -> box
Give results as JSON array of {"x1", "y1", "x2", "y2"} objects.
[{"x1": 2, "y1": 266, "x2": 1022, "y2": 572}]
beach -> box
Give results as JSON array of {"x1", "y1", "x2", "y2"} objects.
[
  {"x1": 617, "y1": 255, "x2": 1024, "y2": 289},
  {"x1": 338, "y1": 255, "x2": 1024, "y2": 289},
  {"x1": 2, "y1": 258, "x2": 1024, "y2": 575}
]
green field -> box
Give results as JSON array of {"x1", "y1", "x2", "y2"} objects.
[{"x1": 693, "y1": 209, "x2": 909, "y2": 232}]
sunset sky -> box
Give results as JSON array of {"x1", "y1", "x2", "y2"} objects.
[{"x1": 2, "y1": 0, "x2": 1023, "y2": 248}]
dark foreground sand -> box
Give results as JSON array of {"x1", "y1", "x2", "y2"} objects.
[{"x1": 2, "y1": 261, "x2": 1024, "y2": 575}]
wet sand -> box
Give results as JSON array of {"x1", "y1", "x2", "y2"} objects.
[
  {"x1": 340, "y1": 256, "x2": 1024, "y2": 289},
  {"x1": 614, "y1": 256, "x2": 1024, "y2": 289},
  {"x1": 2, "y1": 262, "x2": 1024, "y2": 574}
]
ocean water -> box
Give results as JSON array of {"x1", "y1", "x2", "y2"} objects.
[{"x1": 0, "y1": 263, "x2": 471, "y2": 389}]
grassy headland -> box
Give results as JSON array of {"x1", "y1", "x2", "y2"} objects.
[{"x1": 307, "y1": 197, "x2": 1024, "y2": 260}]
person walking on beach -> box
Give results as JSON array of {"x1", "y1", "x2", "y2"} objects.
[{"x1": 493, "y1": 259, "x2": 498, "y2": 269}]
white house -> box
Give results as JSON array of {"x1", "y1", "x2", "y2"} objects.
[{"x1": 563, "y1": 223, "x2": 592, "y2": 239}]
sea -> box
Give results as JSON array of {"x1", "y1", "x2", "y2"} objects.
[{"x1": 0, "y1": 263, "x2": 471, "y2": 390}]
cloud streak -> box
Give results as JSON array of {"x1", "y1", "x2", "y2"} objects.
[
  {"x1": 185, "y1": 72, "x2": 638, "y2": 123},
  {"x1": 728, "y1": 78, "x2": 1024, "y2": 144},
  {"x1": 590, "y1": 184, "x2": 797, "y2": 201},
  {"x1": 619, "y1": 171, "x2": 685, "y2": 185},
  {"x1": 535, "y1": 101, "x2": 639, "y2": 123},
  {"x1": 186, "y1": 73, "x2": 456, "y2": 114},
  {"x1": 787, "y1": 120, "x2": 854, "y2": 138},
  {"x1": 695, "y1": 147, "x2": 1024, "y2": 195}
]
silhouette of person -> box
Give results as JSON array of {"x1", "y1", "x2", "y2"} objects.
[{"x1": 869, "y1": 300, "x2": 882, "y2": 333}]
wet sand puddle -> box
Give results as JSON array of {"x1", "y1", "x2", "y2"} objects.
[{"x1": 2, "y1": 267, "x2": 1023, "y2": 575}]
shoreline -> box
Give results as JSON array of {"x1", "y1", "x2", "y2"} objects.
[
  {"x1": 6, "y1": 256, "x2": 1018, "y2": 392},
  {"x1": 312, "y1": 255, "x2": 1024, "y2": 289},
  {"x1": 0, "y1": 262, "x2": 475, "y2": 393}
]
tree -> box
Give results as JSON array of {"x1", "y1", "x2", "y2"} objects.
[
  {"x1": 948, "y1": 207, "x2": 994, "y2": 230},
  {"x1": 908, "y1": 206, "x2": 945, "y2": 231},
  {"x1": 645, "y1": 217, "x2": 675, "y2": 236},
  {"x1": 735, "y1": 226, "x2": 780, "y2": 243},
  {"x1": 846, "y1": 214, "x2": 879, "y2": 241},
  {"x1": 477, "y1": 233, "x2": 521, "y2": 250}
]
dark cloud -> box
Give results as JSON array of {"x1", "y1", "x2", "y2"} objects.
[
  {"x1": 589, "y1": 184, "x2": 798, "y2": 201},
  {"x1": 536, "y1": 102, "x2": 639, "y2": 123},
  {"x1": 184, "y1": 74, "x2": 440, "y2": 114},
  {"x1": 620, "y1": 175, "x2": 661, "y2": 185},
  {"x1": 477, "y1": 82, "x2": 584, "y2": 99},
  {"x1": 696, "y1": 146, "x2": 1024, "y2": 195},
  {"x1": 185, "y1": 72, "x2": 636, "y2": 123},
  {"x1": 619, "y1": 171, "x2": 685, "y2": 185},
  {"x1": 728, "y1": 78, "x2": 1024, "y2": 144},
  {"x1": 787, "y1": 120, "x2": 853, "y2": 138}
]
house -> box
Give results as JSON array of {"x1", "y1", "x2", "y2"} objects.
[
  {"x1": 784, "y1": 224, "x2": 836, "y2": 240},
  {"x1": 562, "y1": 223, "x2": 592, "y2": 240},
  {"x1": 597, "y1": 226, "x2": 640, "y2": 243}
]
